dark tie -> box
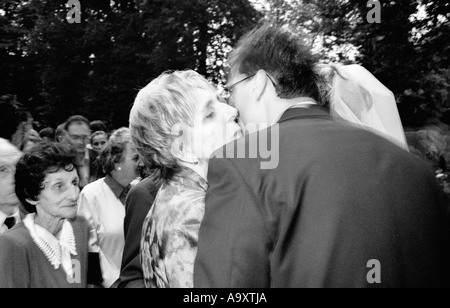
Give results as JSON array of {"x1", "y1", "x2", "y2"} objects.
[{"x1": 4, "y1": 217, "x2": 16, "y2": 229}]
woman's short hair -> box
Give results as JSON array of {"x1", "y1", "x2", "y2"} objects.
[
  {"x1": 129, "y1": 70, "x2": 216, "y2": 185},
  {"x1": 228, "y1": 24, "x2": 321, "y2": 102},
  {"x1": 15, "y1": 142, "x2": 77, "y2": 213},
  {"x1": 99, "y1": 127, "x2": 132, "y2": 175}
]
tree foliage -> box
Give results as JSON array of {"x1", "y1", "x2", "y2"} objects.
[
  {"x1": 1, "y1": 0, "x2": 448, "y2": 129},
  {"x1": 259, "y1": 0, "x2": 450, "y2": 127},
  {"x1": 0, "y1": 0, "x2": 260, "y2": 128}
]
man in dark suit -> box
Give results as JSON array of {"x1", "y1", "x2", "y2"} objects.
[
  {"x1": 116, "y1": 177, "x2": 160, "y2": 288},
  {"x1": 194, "y1": 25, "x2": 449, "y2": 288}
]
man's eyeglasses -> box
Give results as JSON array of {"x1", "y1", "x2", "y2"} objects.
[
  {"x1": 225, "y1": 73, "x2": 278, "y2": 93},
  {"x1": 69, "y1": 135, "x2": 90, "y2": 143}
]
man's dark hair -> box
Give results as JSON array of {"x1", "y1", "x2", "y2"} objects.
[
  {"x1": 15, "y1": 142, "x2": 77, "y2": 213},
  {"x1": 228, "y1": 24, "x2": 321, "y2": 102},
  {"x1": 0, "y1": 95, "x2": 28, "y2": 140},
  {"x1": 64, "y1": 115, "x2": 90, "y2": 131}
]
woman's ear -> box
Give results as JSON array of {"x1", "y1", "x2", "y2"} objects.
[
  {"x1": 114, "y1": 163, "x2": 122, "y2": 172},
  {"x1": 170, "y1": 123, "x2": 195, "y2": 160}
]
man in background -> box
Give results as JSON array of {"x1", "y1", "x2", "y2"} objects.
[
  {"x1": 60, "y1": 115, "x2": 92, "y2": 188},
  {"x1": 0, "y1": 138, "x2": 23, "y2": 234}
]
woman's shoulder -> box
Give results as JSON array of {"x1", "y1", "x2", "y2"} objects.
[
  {"x1": 163, "y1": 180, "x2": 204, "y2": 202},
  {"x1": 153, "y1": 183, "x2": 205, "y2": 224}
]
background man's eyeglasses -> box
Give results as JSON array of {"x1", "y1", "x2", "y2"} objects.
[{"x1": 69, "y1": 135, "x2": 90, "y2": 142}]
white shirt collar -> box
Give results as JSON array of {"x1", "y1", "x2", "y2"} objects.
[
  {"x1": 274, "y1": 101, "x2": 317, "y2": 124},
  {"x1": 23, "y1": 214, "x2": 78, "y2": 277}
]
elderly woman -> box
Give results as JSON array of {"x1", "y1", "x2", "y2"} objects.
[
  {"x1": 0, "y1": 138, "x2": 23, "y2": 234},
  {"x1": 129, "y1": 70, "x2": 242, "y2": 288},
  {"x1": 0, "y1": 142, "x2": 89, "y2": 288},
  {"x1": 78, "y1": 127, "x2": 142, "y2": 288}
]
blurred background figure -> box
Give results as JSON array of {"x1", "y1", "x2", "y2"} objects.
[
  {"x1": 406, "y1": 123, "x2": 450, "y2": 197},
  {"x1": 78, "y1": 127, "x2": 142, "y2": 288},
  {"x1": 89, "y1": 130, "x2": 109, "y2": 183},
  {"x1": 39, "y1": 127, "x2": 56, "y2": 143},
  {"x1": 0, "y1": 138, "x2": 24, "y2": 234},
  {"x1": 60, "y1": 115, "x2": 92, "y2": 188},
  {"x1": 21, "y1": 129, "x2": 41, "y2": 152},
  {"x1": 0, "y1": 142, "x2": 90, "y2": 288},
  {"x1": 0, "y1": 94, "x2": 34, "y2": 151},
  {"x1": 91, "y1": 131, "x2": 108, "y2": 154},
  {"x1": 55, "y1": 123, "x2": 67, "y2": 143}
]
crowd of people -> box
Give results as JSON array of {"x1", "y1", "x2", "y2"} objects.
[{"x1": 0, "y1": 24, "x2": 449, "y2": 288}]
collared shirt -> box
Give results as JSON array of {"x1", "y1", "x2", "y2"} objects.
[
  {"x1": 141, "y1": 167, "x2": 208, "y2": 288},
  {"x1": 273, "y1": 99, "x2": 317, "y2": 124},
  {"x1": 0, "y1": 210, "x2": 21, "y2": 235},
  {"x1": 77, "y1": 176, "x2": 128, "y2": 288},
  {"x1": 104, "y1": 174, "x2": 129, "y2": 205},
  {"x1": 23, "y1": 214, "x2": 77, "y2": 277}
]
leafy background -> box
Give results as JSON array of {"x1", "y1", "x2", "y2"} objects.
[{"x1": 1, "y1": 0, "x2": 449, "y2": 189}]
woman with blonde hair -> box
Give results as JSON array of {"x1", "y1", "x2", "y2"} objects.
[{"x1": 129, "y1": 70, "x2": 242, "y2": 288}]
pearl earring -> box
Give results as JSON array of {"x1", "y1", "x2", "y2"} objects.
[{"x1": 117, "y1": 167, "x2": 122, "y2": 171}]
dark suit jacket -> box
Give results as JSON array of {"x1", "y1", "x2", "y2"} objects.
[
  {"x1": 194, "y1": 106, "x2": 450, "y2": 288},
  {"x1": 117, "y1": 177, "x2": 160, "y2": 288}
]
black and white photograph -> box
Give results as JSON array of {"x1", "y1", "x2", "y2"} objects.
[{"x1": 0, "y1": 0, "x2": 449, "y2": 291}]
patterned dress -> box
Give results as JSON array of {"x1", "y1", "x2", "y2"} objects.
[{"x1": 141, "y1": 168, "x2": 208, "y2": 288}]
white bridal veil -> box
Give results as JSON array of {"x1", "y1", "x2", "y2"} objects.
[{"x1": 319, "y1": 64, "x2": 409, "y2": 151}]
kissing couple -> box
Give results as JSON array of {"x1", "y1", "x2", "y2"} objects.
[{"x1": 128, "y1": 24, "x2": 449, "y2": 288}]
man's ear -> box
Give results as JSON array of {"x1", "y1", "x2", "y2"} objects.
[{"x1": 252, "y1": 70, "x2": 269, "y2": 102}]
